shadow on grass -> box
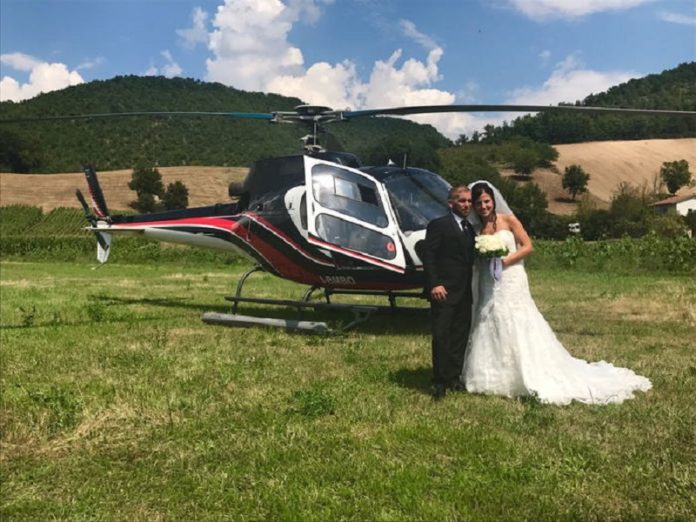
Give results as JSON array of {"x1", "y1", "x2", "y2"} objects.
[
  {"x1": 389, "y1": 366, "x2": 432, "y2": 395},
  {"x1": 96, "y1": 294, "x2": 227, "y2": 313},
  {"x1": 97, "y1": 294, "x2": 431, "y2": 335}
]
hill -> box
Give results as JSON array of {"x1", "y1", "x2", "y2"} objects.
[
  {"x1": 483, "y1": 62, "x2": 696, "y2": 144},
  {"x1": 0, "y1": 76, "x2": 449, "y2": 173},
  {"x1": 512, "y1": 138, "x2": 696, "y2": 215},
  {"x1": 0, "y1": 166, "x2": 247, "y2": 212},
  {"x1": 2, "y1": 138, "x2": 694, "y2": 214}
]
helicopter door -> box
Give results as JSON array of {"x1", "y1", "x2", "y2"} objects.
[{"x1": 304, "y1": 156, "x2": 407, "y2": 273}]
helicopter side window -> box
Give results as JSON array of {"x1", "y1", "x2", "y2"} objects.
[
  {"x1": 311, "y1": 165, "x2": 388, "y2": 228},
  {"x1": 315, "y1": 214, "x2": 396, "y2": 260}
]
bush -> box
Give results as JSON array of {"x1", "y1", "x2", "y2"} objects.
[
  {"x1": 650, "y1": 211, "x2": 689, "y2": 238},
  {"x1": 532, "y1": 213, "x2": 576, "y2": 240},
  {"x1": 0, "y1": 205, "x2": 44, "y2": 236},
  {"x1": 684, "y1": 210, "x2": 696, "y2": 236},
  {"x1": 528, "y1": 235, "x2": 696, "y2": 273},
  {"x1": 163, "y1": 180, "x2": 189, "y2": 210}
]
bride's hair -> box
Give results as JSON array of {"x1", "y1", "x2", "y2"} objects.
[{"x1": 471, "y1": 182, "x2": 497, "y2": 230}]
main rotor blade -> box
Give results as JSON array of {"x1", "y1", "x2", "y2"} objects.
[
  {"x1": 0, "y1": 110, "x2": 275, "y2": 124},
  {"x1": 341, "y1": 104, "x2": 696, "y2": 119}
]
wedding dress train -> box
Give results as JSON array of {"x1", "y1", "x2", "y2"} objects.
[{"x1": 463, "y1": 230, "x2": 652, "y2": 405}]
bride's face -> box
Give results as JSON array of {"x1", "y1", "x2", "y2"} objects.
[{"x1": 475, "y1": 193, "x2": 495, "y2": 217}]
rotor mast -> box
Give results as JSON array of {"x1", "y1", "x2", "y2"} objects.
[{"x1": 272, "y1": 105, "x2": 344, "y2": 154}]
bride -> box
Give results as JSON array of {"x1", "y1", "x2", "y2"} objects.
[{"x1": 462, "y1": 181, "x2": 652, "y2": 405}]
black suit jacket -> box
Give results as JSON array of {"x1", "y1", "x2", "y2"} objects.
[{"x1": 422, "y1": 213, "x2": 476, "y2": 303}]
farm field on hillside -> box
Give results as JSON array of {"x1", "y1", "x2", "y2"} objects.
[
  {"x1": 2, "y1": 138, "x2": 695, "y2": 213},
  {"x1": 1, "y1": 260, "x2": 694, "y2": 520}
]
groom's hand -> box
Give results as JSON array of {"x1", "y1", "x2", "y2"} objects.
[{"x1": 431, "y1": 285, "x2": 448, "y2": 302}]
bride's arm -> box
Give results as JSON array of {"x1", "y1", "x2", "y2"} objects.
[{"x1": 502, "y1": 214, "x2": 533, "y2": 267}]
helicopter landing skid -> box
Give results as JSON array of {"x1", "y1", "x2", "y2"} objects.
[
  {"x1": 203, "y1": 297, "x2": 378, "y2": 333},
  {"x1": 201, "y1": 265, "x2": 427, "y2": 333}
]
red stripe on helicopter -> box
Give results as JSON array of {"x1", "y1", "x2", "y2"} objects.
[
  {"x1": 307, "y1": 235, "x2": 406, "y2": 274},
  {"x1": 112, "y1": 213, "x2": 334, "y2": 268},
  {"x1": 244, "y1": 212, "x2": 334, "y2": 267},
  {"x1": 230, "y1": 220, "x2": 328, "y2": 286},
  {"x1": 112, "y1": 216, "x2": 241, "y2": 230}
]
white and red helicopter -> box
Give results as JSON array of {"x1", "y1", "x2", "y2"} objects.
[{"x1": 8, "y1": 103, "x2": 696, "y2": 331}]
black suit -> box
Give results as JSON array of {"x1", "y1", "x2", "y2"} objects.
[{"x1": 422, "y1": 213, "x2": 476, "y2": 387}]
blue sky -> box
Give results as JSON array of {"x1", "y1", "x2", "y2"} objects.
[{"x1": 1, "y1": 0, "x2": 694, "y2": 137}]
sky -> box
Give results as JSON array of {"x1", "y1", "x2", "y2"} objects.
[{"x1": 1, "y1": 0, "x2": 695, "y2": 138}]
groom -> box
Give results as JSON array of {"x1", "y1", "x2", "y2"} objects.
[{"x1": 422, "y1": 185, "x2": 476, "y2": 401}]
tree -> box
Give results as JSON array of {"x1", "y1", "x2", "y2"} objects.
[
  {"x1": 650, "y1": 211, "x2": 688, "y2": 238},
  {"x1": 162, "y1": 181, "x2": 189, "y2": 210},
  {"x1": 659, "y1": 159, "x2": 692, "y2": 195},
  {"x1": 131, "y1": 192, "x2": 159, "y2": 213},
  {"x1": 505, "y1": 180, "x2": 548, "y2": 233},
  {"x1": 562, "y1": 164, "x2": 590, "y2": 200},
  {"x1": 511, "y1": 148, "x2": 536, "y2": 178},
  {"x1": 608, "y1": 182, "x2": 651, "y2": 237},
  {"x1": 128, "y1": 165, "x2": 164, "y2": 197},
  {"x1": 128, "y1": 165, "x2": 164, "y2": 213},
  {"x1": 0, "y1": 130, "x2": 42, "y2": 172},
  {"x1": 455, "y1": 134, "x2": 469, "y2": 146}
]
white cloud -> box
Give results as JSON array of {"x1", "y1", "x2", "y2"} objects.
[
  {"x1": 199, "y1": 1, "x2": 643, "y2": 141},
  {"x1": 0, "y1": 53, "x2": 84, "y2": 102},
  {"x1": 76, "y1": 57, "x2": 105, "y2": 71},
  {"x1": 407, "y1": 54, "x2": 642, "y2": 140},
  {"x1": 204, "y1": 1, "x2": 463, "y2": 135},
  {"x1": 506, "y1": 0, "x2": 653, "y2": 21},
  {"x1": 399, "y1": 19, "x2": 439, "y2": 51},
  {"x1": 177, "y1": 7, "x2": 210, "y2": 48},
  {"x1": 144, "y1": 50, "x2": 183, "y2": 78},
  {"x1": 205, "y1": 0, "x2": 310, "y2": 91},
  {"x1": 1, "y1": 52, "x2": 43, "y2": 72},
  {"x1": 659, "y1": 11, "x2": 696, "y2": 26},
  {"x1": 507, "y1": 54, "x2": 637, "y2": 105}
]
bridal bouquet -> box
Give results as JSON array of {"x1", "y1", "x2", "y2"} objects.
[{"x1": 475, "y1": 235, "x2": 509, "y2": 281}]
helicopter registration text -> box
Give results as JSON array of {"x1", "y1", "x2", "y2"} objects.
[{"x1": 319, "y1": 275, "x2": 356, "y2": 286}]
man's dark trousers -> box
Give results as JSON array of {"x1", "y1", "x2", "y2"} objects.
[{"x1": 431, "y1": 292, "x2": 472, "y2": 386}]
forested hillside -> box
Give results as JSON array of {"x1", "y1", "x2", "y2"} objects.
[
  {"x1": 0, "y1": 76, "x2": 449, "y2": 173},
  {"x1": 478, "y1": 62, "x2": 696, "y2": 144},
  {"x1": 1, "y1": 63, "x2": 695, "y2": 172}
]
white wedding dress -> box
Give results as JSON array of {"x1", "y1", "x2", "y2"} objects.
[{"x1": 463, "y1": 230, "x2": 652, "y2": 405}]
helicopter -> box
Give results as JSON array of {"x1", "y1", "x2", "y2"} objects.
[{"x1": 5, "y1": 103, "x2": 696, "y2": 331}]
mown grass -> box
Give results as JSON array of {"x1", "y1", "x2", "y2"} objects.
[{"x1": 1, "y1": 259, "x2": 695, "y2": 520}]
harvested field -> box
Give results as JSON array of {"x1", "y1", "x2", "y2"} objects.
[{"x1": 2, "y1": 139, "x2": 695, "y2": 214}]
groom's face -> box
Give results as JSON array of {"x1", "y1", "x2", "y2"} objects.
[{"x1": 448, "y1": 188, "x2": 472, "y2": 218}]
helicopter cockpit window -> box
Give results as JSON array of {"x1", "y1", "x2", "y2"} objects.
[
  {"x1": 384, "y1": 170, "x2": 450, "y2": 231},
  {"x1": 315, "y1": 214, "x2": 397, "y2": 260},
  {"x1": 311, "y1": 165, "x2": 387, "y2": 228}
]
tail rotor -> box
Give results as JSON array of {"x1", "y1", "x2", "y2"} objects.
[{"x1": 76, "y1": 165, "x2": 112, "y2": 263}]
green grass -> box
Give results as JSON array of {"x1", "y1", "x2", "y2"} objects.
[{"x1": 1, "y1": 260, "x2": 695, "y2": 520}]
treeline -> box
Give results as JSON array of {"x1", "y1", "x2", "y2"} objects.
[
  {"x1": 2, "y1": 204, "x2": 694, "y2": 273},
  {"x1": 0, "y1": 76, "x2": 448, "y2": 173},
  {"x1": 463, "y1": 62, "x2": 696, "y2": 145}
]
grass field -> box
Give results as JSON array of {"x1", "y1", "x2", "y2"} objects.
[{"x1": 1, "y1": 259, "x2": 695, "y2": 520}]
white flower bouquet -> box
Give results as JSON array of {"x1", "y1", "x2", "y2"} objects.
[{"x1": 475, "y1": 235, "x2": 509, "y2": 281}]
